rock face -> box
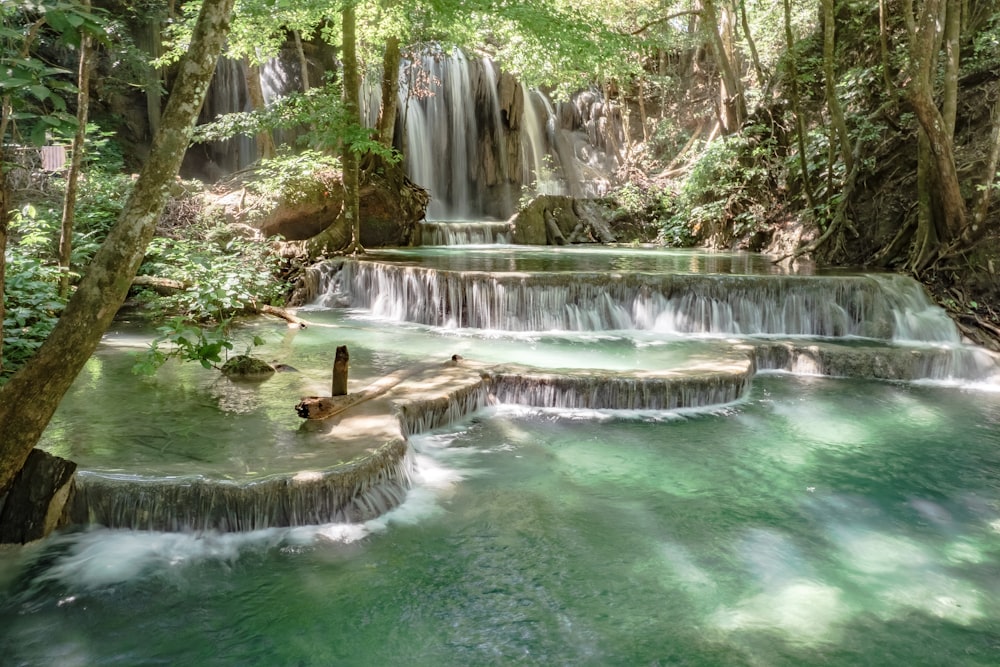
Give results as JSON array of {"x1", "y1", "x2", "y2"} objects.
[
  {"x1": 200, "y1": 159, "x2": 429, "y2": 248},
  {"x1": 510, "y1": 195, "x2": 617, "y2": 245},
  {"x1": 0, "y1": 449, "x2": 76, "y2": 544}
]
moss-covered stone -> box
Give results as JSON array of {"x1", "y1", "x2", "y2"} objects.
[{"x1": 221, "y1": 355, "x2": 275, "y2": 380}]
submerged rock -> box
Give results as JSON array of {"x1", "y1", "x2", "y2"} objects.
[{"x1": 221, "y1": 355, "x2": 276, "y2": 380}]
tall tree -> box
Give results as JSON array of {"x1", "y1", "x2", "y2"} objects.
[
  {"x1": 905, "y1": 0, "x2": 966, "y2": 254},
  {"x1": 58, "y1": 0, "x2": 94, "y2": 298},
  {"x1": 701, "y1": 0, "x2": 746, "y2": 134},
  {"x1": 820, "y1": 0, "x2": 852, "y2": 173},
  {"x1": 341, "y1": 0, "x2": 362, "y2": 252},
  {"x1": 0, "y1": 0, "x2": 236, "y2": 495}
]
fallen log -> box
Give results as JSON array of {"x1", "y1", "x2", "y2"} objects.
[
  {"x1": 131, "y1": 275, "x2": 187, "y2": 295},
  {"x1": 258, "y1": 304, "x2": 308, "y2": 328}
]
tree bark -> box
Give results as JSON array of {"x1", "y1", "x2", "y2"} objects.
[
  {"x1": 738, "y1": 0, "x2": 766, "y2": 85},
  {"x1": 821, "y1": 0, "x2": 853, "y2": 173},
  {"x1": 906, "y1": 0, "x2": 966, "y2": 240},
  {"x1": 332, "y1": 344, "x2": 349, "y2": 396},
  {"x1": 0, "y1": 0, "x2": 236, "y2": 496},
  {"x1": 783, "y1": 0, "x2": 815, "y2": 213},
  {"x1": 59, "y1": 2, "x2": 93, "y2": 298},
  {"x1": 701, "y1": 0, "x2": 745, "y2": 134},
  {"x1": 377, "y1": 35, "x2": 401, "y2": 148},
  {"x1": 293, "y1": 29, "x2": 311, "y2": 93}
]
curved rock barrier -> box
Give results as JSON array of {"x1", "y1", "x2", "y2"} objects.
[{"x1": 64, "y1": 337, "x2": 1000, "y2": 532}]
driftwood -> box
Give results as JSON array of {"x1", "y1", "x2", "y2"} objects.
[
  {"x1": 296, "y1": 357, "x2": 459, "y2": 420},
  {"x1": 332, "y1": 345, "x2": 349, "y2": 396},
  {"x1": 131, "y1": 274, "x2": 187, "y2": 295},
  {"x1": 258, "y1": 304, "x2": 307, "y2": 328}
]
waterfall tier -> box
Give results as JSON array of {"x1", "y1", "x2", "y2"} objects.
[
  {"x1": 419, "y1": 220, "x2": 514, "y2": 246},
  {"x1": 315, "y1": 259, "x2": 961, "y2": 343}
]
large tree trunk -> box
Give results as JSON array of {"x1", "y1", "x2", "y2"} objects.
[
  {"x1": 58, "y1": 1, "x2": 93, "y2": 298},
  {"x1": 343, "y1": 1, "x2": 361, "y2": 251},
  {"x1": 377, "y1": 35, "x2": 401, "y2": 148},
  {"x1": 0, "y1": 0, "x2": 235, "y2": 496},
  {"x1": 309, "y1": 0, "x2": 362, "y2": 255}
]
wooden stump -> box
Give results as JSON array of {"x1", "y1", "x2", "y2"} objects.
[
  {"x1": 332, "y1": 345, "x2": 349, "y2": 396},
  {"x1": 0, "y1": 449, "x2": 76, "y2": 544}
]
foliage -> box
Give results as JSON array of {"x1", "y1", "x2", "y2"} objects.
[
  {"x1": 192, "y1": 82, "x2": 397, "y2": 162},
  {"x1": 608, "y1": 181, "x2": 688, "y2": 246},
  {"x1": 668, "y1": 130, "x2": 778, "y2": 245},
  {"x1": 0, "y1": 0, "x2": 107, "y2": 145},
  {"x1": 131, "y1": 317, "x2": 266, "y2": 376},
  {"x1": 136, "y1": 225, "x2": 284, "y2": 322},
  {"x1": 7, "y1": 173, "x2": 132, "y2": 266},
  {"x1": 1, "y1": 250, "x2": 65, "y2": 377},
  {"x1": 966, "y1": 10, "x2": 1000, "y2": 73},
  {"x1": 245, "y1": 149, "x2": 342, "y2": 205}
]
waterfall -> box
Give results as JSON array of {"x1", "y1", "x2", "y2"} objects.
[
  {"x1": 486, "y1": 367, "x2": 752, "y2": 410},
  {"x1": 392, "y1": 49, "x2": 620, "y2": 219},
  {"x1": 69, "y1": 441, "x2": 414, "y2": 531},
  {"x1": 419, "y1": 221, "x2": 514, "y2": 245},
  {"x1": 753, "y1": 341, "x2": 1000, "y2": 382},
  {"x1": 318, "y1": 260, "x2": 963, "y2": 343}
]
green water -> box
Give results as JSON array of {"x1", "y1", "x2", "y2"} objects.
[
  {"x1": 3, "y1": 376, "x2": 999, "y2": 665},
  {"x1": 37, "y1": 313, "x2": 743, "y2": 477},
  {"x1": 369, "y1": 246, "x2": 801, "y2": 275}
]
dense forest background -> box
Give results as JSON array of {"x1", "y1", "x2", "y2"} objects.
[{"x1": 2, "y1": 0, "x2": 1000, "y2": 378}]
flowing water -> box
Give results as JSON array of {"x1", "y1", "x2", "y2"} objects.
[{"x1": 2, "y1": 246, "x2": 1000, "y2": 665}]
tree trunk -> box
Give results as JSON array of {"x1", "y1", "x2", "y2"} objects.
[
  {"x1": 701, "y1": 0, "x2": 746, "y2": 134},
  {"x1": 342, "y1": 0, "x2": 361, "y2": 250},
  {"x1": 59, "y1": 3, "x2": 93, "y2": 298},
  {"x1": 293, "y1": 29, "x2": 311, "y2": 92},
  {"x1": 739, "y1": 0, "x2": 766, "y2": 85},
  {"x1": 377, "y1": 35, "x2": 401, "y2": 148},
  {"x1": 783, "y1": 0, "x2": 816, "y2": 213},
  {"x1": 968, "y1": 86, "x2": 1000, "y2": 239},
  {"x1": 907, "y1": 0, "x2": 966, "y2": 240},
  {"x1": 243, "y1": 57, "x2": 275, "y2": 160},
  {"x1": 879, "y1": 0, "x2": 894, "y2": 98},
  {"x1": 332, "y1": 344, "x2": 349, "y2": 396},
  {"x1": 941, "y1": 0, "x2": 960, "y2": 137},
  {"x1": 821, "y1": 0, "x2": 853, "y2": 173},
  {"x1": 0, "y1": 0, "x2": 235, "y2": 496}
]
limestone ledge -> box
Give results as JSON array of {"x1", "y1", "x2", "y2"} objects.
[{"x1": 66, "y1": 340, "x2": 1000, "y2": 532}]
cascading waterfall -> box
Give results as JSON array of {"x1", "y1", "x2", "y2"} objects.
[
  {"x1": 69, "y1": 442, "x2": 415, "y2": 532},
  {"x1": 420, "y1": 221, "x2": 514, "y2": 245},
  {"x1": 319, "y1": 260, "x2": 962, "y2": 343},
  {"x1": 486, "y1": 369, "x2": 752, "y2": 411}
]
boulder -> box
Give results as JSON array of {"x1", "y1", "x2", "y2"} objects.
[
  {"x1": 510, "y1": 195, "x2": 618, "y2": 245},
  {"x1": 0, "y1": 449, "x2": 76, "y2": 543}
]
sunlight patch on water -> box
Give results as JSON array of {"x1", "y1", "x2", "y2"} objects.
[
  {"x1": 711, "y1": 579, "x2": 847, "y2": 644},
  {"x1": 827, "y1": 523, "x2": 986, "y2": 625}
]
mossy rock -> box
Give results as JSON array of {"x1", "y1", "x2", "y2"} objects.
[{"x1": 221, "y1": 355, "x2": 275, "y2": 380}]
